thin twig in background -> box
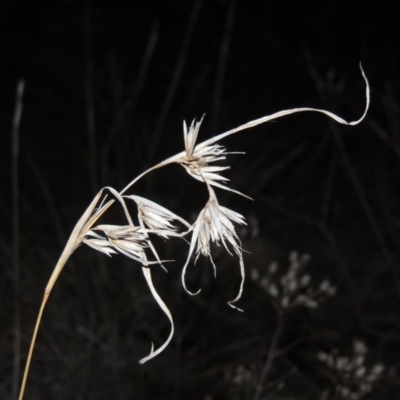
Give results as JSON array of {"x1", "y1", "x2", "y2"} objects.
[
  {"x1": 306, "y1": 60, "x2": 395, "y2": 279},
  {"x1": 85, "y1": 1, "x2": 98, "y2": 193},
  {"x1": 321, "y1": 149, "x2": 338, "y2": 224},
  {"x1": 102, "y1": 21, "x2": 159, "y2": 185},
  {"x1": 11, "y1": 79, "x2": 25, "y2": 400},
  {"x1": 302, "y1": 61, "x2": 398, "y2": 333},
  {"x1": 253, "y1": 309, "x2": 284, "y2": 400},
  {"x1": 124, "y1": 21, "x2": 159, "y2": 126},
  {"x1": 211, "y1": 0, "x2": 236, "y2": 132},
  {"x1": 149, "y1": 0, "x2": 203, "y2": 162},
  {"x1": 258, "y1": 195, "x2": 364, "y2": 326},
  {"x1": 26, "y1": 154, "x2": 66, "y2": 247}
]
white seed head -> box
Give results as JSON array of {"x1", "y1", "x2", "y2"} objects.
[
  {"x1": 83, "y1": 231, "x2": 118, "y2": 257},
  {"x1": 183, "y1": 116, "x2": 204, "y2": 157},
  {"x1": 127, "y1": 195, "x2": 191, "y2": 237},
  {"x1": 181, "y1": 187, "x2": 246, "y2": 309},
  {"x1": 91, "y1": 224, "x2": 150, "y2": 264},
  {"x1": 38, "y1": 67, "x2": 370, "y2": 371},
  {"x1": 178, "y1": 117, "x2": 250, "y2": 198}
]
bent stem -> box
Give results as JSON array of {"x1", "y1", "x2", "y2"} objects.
[
  {"x1": 18, "y1": 190, "x2": 107, "y2": 400},
  {"x1": 18, "y1": 255, "x2": 69, "y2": 400},
  {"x1": 18, "y1": 295, "x2": 48, "y2": 400},
  {"x1": 18, "y1": 65, "x2": 370, "y2": 399}
]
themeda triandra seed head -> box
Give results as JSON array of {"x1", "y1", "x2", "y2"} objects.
[
  {"x1": 183, "y1": 116, "x2": 204, "y2": 157},
  {"x1": 180, "y1": 116, "x2": 249, "y2": 198},
  {"x1": 126, "y1": 195, "x2": 191, "y2": 238},
  {"x1": 85, "y1": 224, "x2": 152, "y2": 265},
  {"x1": 181, "y1": 186, "x2": 247, "y2": 310},
  {"x1": 19, "y1": 66, "x2": 371, "y2": 400}
]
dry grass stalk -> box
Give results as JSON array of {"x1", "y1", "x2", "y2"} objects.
[{"x1": 18, "y1": 65, "x2": 369, "y2": 399}]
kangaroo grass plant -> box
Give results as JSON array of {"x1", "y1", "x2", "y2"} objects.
[{"x1": 18, "y1": 65, "x2": 370, "y2": 399}]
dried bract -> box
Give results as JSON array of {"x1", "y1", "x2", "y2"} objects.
[
  {"x1": 83, "y1": 230, "x2": 117, "y2": 257},
  {"x1": 177, "y1": 117, "x2": 248, "y2": 198},
  {"x1": 87, "y1": 224, "x2": 150, "y2": 265},
  {"x1": 126, "y1": 195, "x2": 191, "y2": 238},
  {"x1": 183, "y1": 116, "x2": 204, "y2": 157},
  {"x1": 182, "y1": 186, "x2": 246, "y2": 309}
]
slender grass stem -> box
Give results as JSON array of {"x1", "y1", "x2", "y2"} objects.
[{"x1": 18, "y1": 294, "x2": 49, "y2": 400}]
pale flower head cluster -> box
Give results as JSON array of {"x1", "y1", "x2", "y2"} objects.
[
  {"x1": 43, "y1": 66, "x2": 369, "y2": 366},
  {"x1": 18, "y1": 65, "x2": 374, "y2": 400},
  {"x1": 126, "y1": 195, "x2": 191, "y2": 236},
  {"x1": 177, "y1": 117, "x2": 249, "y2": 198},
  {"x1": 83, "y1": 224, "x2": 148, "y2": 263},
  {"x1": 164, "y1": 117, "x2": 250, "y2": 310},
  {"x1": 83, "y1": 189, "x2": 191, "y2": 264},
  {"x1": 318, "y1": 339, "x2": 384, "y2": 400},
  {"x1": 251, "y1": 251, "x2": 336, "y2": 310},
  {"x1": 181, "y1": 183, "x2": 247, "y2": 310},
  {"x1": 81, "y1": 191, "x2": 190, "y2": 363}
]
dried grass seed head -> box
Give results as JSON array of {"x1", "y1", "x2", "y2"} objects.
[
  {"x1": 84, "y1": 222, "x2": 175, "y2": 364},
  {"x1": 180, "y1": 116, "x2": 249, "y2": 198},
  {"x1": 126, "y1": 195, "x2": 191, "y2": 238},
  {"x1": 83, "y1": 230, "x2": 118, "y2": 257},
  {"x1": 181, "y1": 186, "x2": 247, "y2": 309},
  {"x1": 85, "y1": 224, "x2": 152, "y2": 265},
  {"x1": 19, "y1": 66, "x2": 371, "y2": 400},
  {"x1": 184, "y1": 116, "x2": 204, "y2": 157}
]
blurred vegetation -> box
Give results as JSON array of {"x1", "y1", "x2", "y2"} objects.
[{"x1": 1, "y1": 1, "x2": 400, "y2": 399}]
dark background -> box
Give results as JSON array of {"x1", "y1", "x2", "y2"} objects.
[{"x1": 1, "y1": 1, "x2": 400, "y2": 399}]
